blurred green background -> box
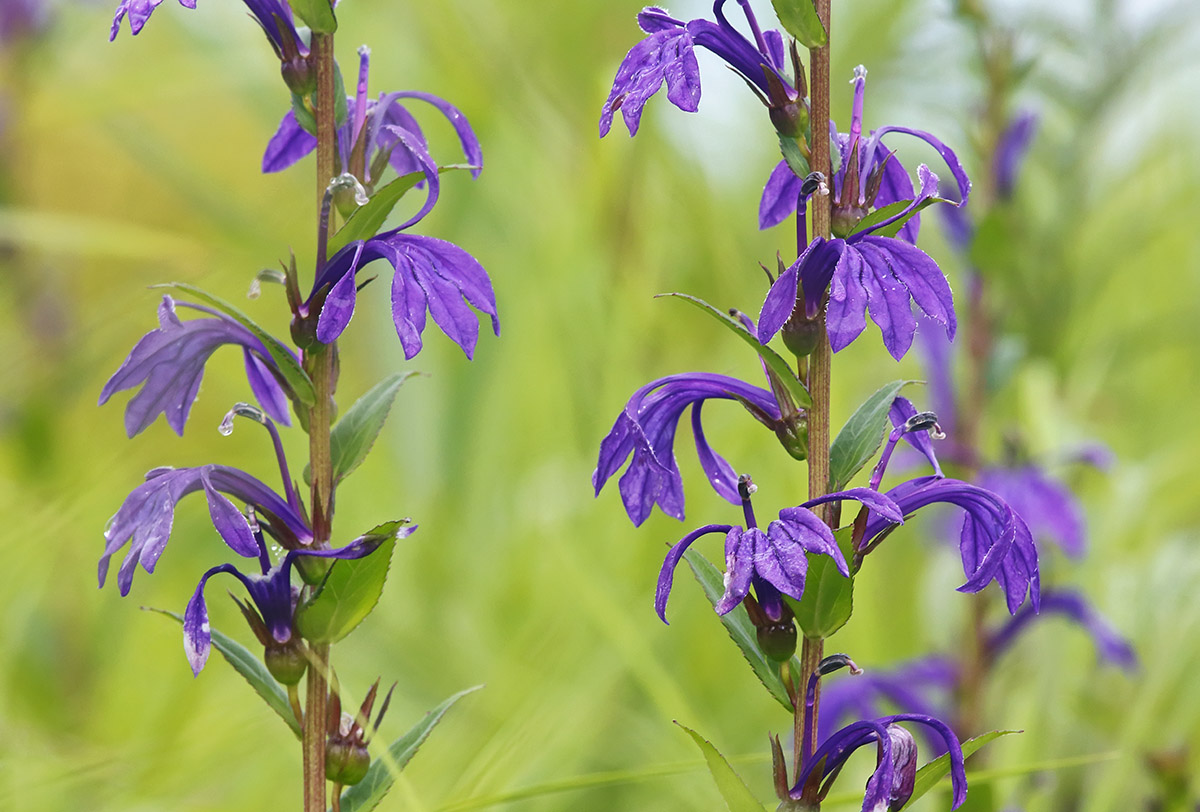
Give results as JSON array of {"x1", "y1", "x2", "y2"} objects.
[{"x1": 1, "y1": 0, "x2": 1198, "y2": 809}]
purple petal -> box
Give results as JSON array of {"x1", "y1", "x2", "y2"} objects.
[
  {"x1": 110, "y1": 0, "x2": 194, "y2": 40},
  {"x1": 990, "y1": 589, "x2": 1136, "y2": 670},
  {"x1": 389, "y1": 91, "x2": 484, "y2": 177},
  {"x1": 376, "y1": 125, "x2": 441, "y2": 231},
  {"x1": 802, "y1": 487, "x2": 905, "y2": 525},
  {"x1": 714, "y1": 526, "x2": 756, "y2": 614},
  {"x1": 888, "y1": 396, "x2": 942, "y2": 477},
  {"x1": 978, "y1": 466, "x2": 1084, "y2": 557},
  {"x1": 183, "y1": 563, "x2": 243, "y2": 676},
  {"x1": 655, "y1": 524, "x2": 732, "y2": 622},
  {"x1": 757, "y1": 524, "x2": 810, "y2": 600},
  {"x1": 691, "y1": 402, "x2": 740, "y2": 504},
  {"x1": 262, "y1": 110, "x2": 317, "y2": 174},
  {"x1": 201, "y1": 470, "x2": 260, "y2": 558},
  {"x1": 243, "y1": 349, "x2": 291, "y2": 427},
  {"x1": 600, "y1": 27, "x2": 700, "y2": 137},
  {"x1": 315, "y1": 245, "x2": 364, "y2": 344},
  {"x1": 772, "y1": 506, "x2": 848, "y2": 576},
  {"x1": 874, "y1": 125, "x2": 972, "y2": 209},
  {"x1": 853, "y1": 236, "x2": 956, "y2": 360},
  {"x1": 874, "y1": 152, "x2": 919, "y2": 243},
  {"x1": 993, "y1": 111, "x2": 1038, "y2": 200},
  {"x1": 757, "y1": 257, "x2": 801, "y2": 343},
  {"x1": 879, "y1": 714, "x2": 967, "y2": 809},
  {"x1": 760, "y1": 160, "x2": 802, "y2": 230},
  {"x1": 826, "y1": 244, "x2": 869, "y2": 353},
  {"x1": 853, "y1": 163, "x2": 941, "y2": 240}
]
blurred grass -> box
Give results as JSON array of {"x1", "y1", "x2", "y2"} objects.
[{"x1": 0, "y1": 0, "x2": 1197, "y2": 810}]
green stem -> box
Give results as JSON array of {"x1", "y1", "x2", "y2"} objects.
[
  {"x1": 303, "y1": 28, "x2": 339, "y2": 812},
  {"x1": 793, "y1": 0, "x2": 832, "y2": 786}
]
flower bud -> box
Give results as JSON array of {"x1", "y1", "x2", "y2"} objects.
[
  {"x1": 295, "y1": 554, "x2": 333, "y2": 586},
  {"x1": 264, "y1": 639, "x2": 308, "y2": 685},
  {"x1": 830, "y1": 204, "x2": 868, "y2": 239},
  {"x1": 887, "y1": 726, "x2": 919, "y2": 810},
  {"x1": 757, "y1": 618, "x2": 798, "y2": 662},
  {"x1": 775, "y1": 417, "x2": 808, "y2": 462},
  {"x1": 325, "y1": 737, "x2": 371, "y2": 786}
]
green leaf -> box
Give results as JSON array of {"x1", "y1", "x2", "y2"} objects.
[
  {"x1": 677, "y1": 723, "x2": 769, "y2": 812},
  {"x1": 328, "y1": 166, "x2": 477, "y2": 255},
  {"x1": 684, "y1": 549, "x2": 796, "y2": 713},
  {"x1": 789, "y1": 527, "x2": 853, "y2": 639},
  {"x1": 336, "y1": 685, "x2": 482, "y2": 812},
  {"x1": 908, "y1": 730, "x2": 1020, "y2": 805},
  {"x1": 296, "y1": 523, "x2": 408, "y2": 643},
  {"x1": 149, "y1": 609, "x2": 301, "y2": 738},
  {"x1": 290, "y1": 0, "x2": 336, "y2": 33},
  {"x1": 658, "y1": 292, "x2": 811, "y2": 409},
  {"x1": 828, "y1": 380, "x2": 914, "y2": 490},
  {"x1": 846, "y1": 197, "x2": 944, "y2": 240},
  {"x1": 778, "y1": 134, "x2": 811, "y2": 180},
  {"x1": 771, "y1": 0, "x2": 827, "y2": 48},
  {"x1": 152, "y1": 282, "x2": 315, "y2": 406},
  {"x1": 329, "y1": 372, "x2": 418, "y2": 484},
  {"x1": 291, "y1": 91, "x2": 316, "y2": 136}
]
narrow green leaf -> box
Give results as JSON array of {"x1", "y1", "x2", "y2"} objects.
[
  {"x1": 771, "y1": 0, "x2": 827, "y2": 48},
  {"x1": 296, "y1": 523, "x2": 407, "y2": 643},
  {"x1": 676, "y1": 723, "x2": 769, "y2": 812},
  {"x1": 152, "y1": 282, "x2": 315, "y2": 406},
  {"x1": 828, "y1": 380, "x2": 914, "y2": 490},
  {"x1": 290, "y1": 0, "x2": 336, "y2": 33},
  {"x1": 329, "y1": 372, "x2": 418, "y2": 484},
  {"x1": 150, "y1": 609, "x2": 301, "y2": 738},
  {"x1": 778, "y1": 134, "x2": 811, "y2": 180},
  {"x1": 846, "y1": 197, "x2": 944, "y2": 240},
  {"x1": 658, "y1": 292, "x2": 811, "y2": 409},
  {"x1": 291, "y1": 91, "x2": 317, "y2": 136},
  {"x1": 789, "y1": 527, "x2": 853, "y2": 639},
  {"x1": 336, "y1": 685, "x2": 482, "y2": 812},
  {"x1": 328, "y1": 166, "x2": 474, "y2": 255},
  {"x1": 908, "y1": 730, "x2": 1020, "y2": 805},
  {"x1": 684, "y1": 549, "x2": 796, "y2": 714}
]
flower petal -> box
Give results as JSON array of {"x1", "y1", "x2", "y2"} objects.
[
  {"x1": 655, "y1": 524, "x2": 732, "y2": 622},
  {"x1": 760, "y1": 160, "x2": 802, "y2": 230},
  {"x1": 262, "y1": 110, "x2": 317, "y2": 174},
  {"x1": 600, "y1": 27, "x2": 700, "y2": 137}
]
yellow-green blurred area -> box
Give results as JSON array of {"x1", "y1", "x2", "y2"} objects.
[{"x1": 1, "y1": 0, "x2": 1199, "y2": 809}]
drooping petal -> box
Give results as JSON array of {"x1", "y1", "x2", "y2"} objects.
[
  {"x1": 756, "y1": 522, "x2": 810, "y2": 602},
  {"x1": 873, "y1": 151, "x2": 919, "y2": 243},
  {"x1": 851, "y1": 164, "x2": 941, "y2": 241},
  {"x1": 600, "y1": 27, "x2": 700, "y2": 137},
  {"x1": 691, "y1": 402, "x2": 740, "y2": 504},
  {"x1": 201, "y1": 469, "x2": 260, "y2": 559},
  {"x1": 877, "y1": 714, "x2": 967, "y2": 809},
  {"x1": 315, "y1": 242, "x2": 366, "y2": 344},
  {"x1": 655, "y1": 524, "x2": 733, "y2": 622},
  {"x1": 760, "y1": 160, "x2": 802, "y2": 230},
  {"x1": 714, "y1": 526, "x2": 757, "y2": 614},
  {"x1": 593, "y1": 373, "x2": 781, "y2": 525},
  {"x1": 978, "y1": 466, "x2": 1084, "y2": 557},
  {"x1": 800, "y1": 487, "x2": 905, "y2": 525},
  {"x1": 993, "y1": 111, "x2": 1038, "y2": 200},
  {"x1": 183, "y1": 563, "x2": 247, "y2": 675},
  {"x1": 388, "y1": 91, "x2": 484, "y2": 177},
  {"x1": 377, "y1": 234, "x2": 499, "y2": 360},
  {"x1": 110, "y1": 0, "x2": 195, "y2": 40},
  {"x1": 99, "y1": 297, "x2": 294, "y2": 437},
  {"x1": 825, "y1": 244, "x2": 870, "y2": 353},
  {"x1": 376, "y1": 125, "x2": 441, "y2": 231},
  {"x1": 872, "y1": 124, "x2": 972, "y2": 209},
  {"x1": 243, "y1": 349, "x2": 291, "y2": 427},
  {"x1": 818, "y1": 657, "x2": 958, "y2": 750},
  {"x1": 772, "y1": 505, "x2": 848, "y2": 576},
  {"x1": 888, "y1": 396, "x2": 943, "y2": 477},
  {"x1": 263, "y1": 110, "x2": 317, "y2": 173}
]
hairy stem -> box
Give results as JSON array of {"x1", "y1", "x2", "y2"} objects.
[
  {"x1": 303, "y1": 28, "x2": 339, "y2": 812},
  {"x1": 793, "y1": 0, "x2": 833, "y2": 783}
]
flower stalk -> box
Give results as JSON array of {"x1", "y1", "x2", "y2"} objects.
[
  {"x1": 304, "y1": 25, "x2": 339, "y2": 812},
  {"x1": 794, "y1": 0, "x2": 833, "y2": 783}
]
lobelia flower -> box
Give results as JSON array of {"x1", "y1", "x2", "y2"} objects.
[
  {"x1": 861, "y1": 475, "x2": 1040, "y2": 614},
  {"x1": 263, "y1": 45, "x2": 483, "y2": 191},
  {"x1": 99, "y1": 295, "x2": 295, "y2": 436},
  {"x1": 976, "y1": 465, "x2": 1085, "y2": 557},
  {"x1": 0, "y1": 0, "x2": 49, "y2": 44},
  {"x1": 100, "y1": 409, "x2": 310, "y2": 595},
  {"x1": 593, "y1": 367, "x2": 808, "y2": 526},
  {"x1": 757, "y1": 66, "x2": 971, "y2": 361},
  {"x1": 790, "y1": 713, "x2": 966, "y2": 811},
  {"x1": 655, "y1": 476, "x2": 903, "y2": 623},
  {"x1": 599, "y1": 1, "x2": 804, "y2": 138},
  {"x1": 183, "y1": 515, "x2": 412, "y2": 675}
]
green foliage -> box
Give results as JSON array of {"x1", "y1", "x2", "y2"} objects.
[
  {"x1": 676, "y1": 723, "x2": 769, "y2": 812},
  {"x1": 778, "y1": 134, "x2": 812, "y2": 179},
  {"x1": 335, "y1": 686, "x2": 482, "y2": 812},
  {"x1": 684, "y1": 549, "x2": 799, "y2": 713},
  {"x1": 329, "y1": 372, "x2": 419, "y2": 483},
  {"x1": 328, "y1": 166, "x2": 475, "y2": 255},
  {"x1": 291, "y1": 0, "x2": 337, "y2": 34},
  {"x1": 788, "y1": 527, "x2": 853, "y2": 639},
  {"x1": 846, "y1": 197, "x2": 942, "y2": 240},
  {"x1": 770, "y1": 0, "x2": 827, "y2": 48},
  {"x1": 296, "y1": 523, "x2": 407, "y2": 643},
  {"x1": 828, "y1": 380, "x2": 913, "y2": 489},
  {"x1": 151, "y1": 610, "x2": 302, "y2": 738},
  {"x1": 658, "y1": 292, "x2": 812, "y2": 409}
]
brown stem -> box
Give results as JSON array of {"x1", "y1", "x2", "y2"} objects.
[
  {"x1": 304, "y1": 27, "x2": 339, "y2": 812},
  {"x1": 792, "y1": 0, "x2": 832, "y2": 786}
]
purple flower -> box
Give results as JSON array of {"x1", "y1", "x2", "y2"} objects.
[
  {"x1": 593, "y1": 372, "x2": 794, "y2": 526},
  {"x1": 989, "y1": 589, "x2": 1136, "y2": 670},
  {"x1": 599, "y1": 1, "x2": 798, "y2": 137},
  {"x1": 791, "y1": 713, "x2": 967, "y2": 811},
  {"x1": 99, "y1": 295, "x2": 295, "y2": 436},
  {"x1": 760, "y1": 66, "x2": 970, "y2": 242},
  {"x1": 862, "y1": 476, "x2": 1040, "y2": 614},
  {"x1": 263, "y1": 46, "x2": 482, "y2": 188},
  {"x1": 993, "y1": 111, "x2": 1038, "y2": 201},
  {"x1": 110, "y1": 0, "x2": 303, "y2": 51},
  {"x1": 100, "y1": 459, "x2": 311, "y2": 596},
  {"x1": 655, "y1": 478, "x2": 902, "y2": 622},
  {"x1": 758, "y1": 164, "x2": 958, "y2": 361},
  {"x1": 183, "y1": 520, "x2": 412, "y2": 674},
  {"x1": 867, "y1": 397, "x2": 944, "y2": 490}
]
